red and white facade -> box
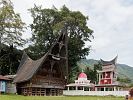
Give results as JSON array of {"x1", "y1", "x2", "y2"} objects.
[
  {"x1": 95, "y1": 56, "x2": 122, "y2": 91},
  {"x1": 66, "y1": 57, "x2": 122, "y2": 92},
  {"x1": 66, "y1": 72, "x2": 94, "y2": 91}
]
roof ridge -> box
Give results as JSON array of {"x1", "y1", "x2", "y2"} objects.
[{"x1": 100, "y1": 56, "x2": 118, "y2": 65}]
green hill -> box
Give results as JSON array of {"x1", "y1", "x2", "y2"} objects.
[{"x1": 78, "y1": 59, "x2": 133, "y2": 82}]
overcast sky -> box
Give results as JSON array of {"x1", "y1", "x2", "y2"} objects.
[{"x1": 11, "y1": 0, "x2": 133, "y2": 66}]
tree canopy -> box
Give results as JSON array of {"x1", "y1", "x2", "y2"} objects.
[
  {"x1": 0, "y1": 44, "x2": 22, "y2": 75},
  {"x1": 85, "y1": 61, "x2": 102, "y2": 83},
  {"x1": 26, "y1": 5, "x2": 93, "y2": 81},
  {"x1": 0, "y1": 0, "x2": 25, "y2": 75},
  {"x1": 0, "y1": 0, "x2": 26, "y2": 48}
]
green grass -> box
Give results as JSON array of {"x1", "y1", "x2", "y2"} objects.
[{"x1": 0, "y1": 95, "x2": 124, "y2": 100}]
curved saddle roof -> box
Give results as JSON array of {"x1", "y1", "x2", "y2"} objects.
[
  {"x1": 100, "y1": 56, "x2": 118, "y2": 66},
  {"x1": 13, "y1": 52, "x2": 47, "y2": 83},
  {"x1": 14, "y1": 29, "x2": 68, "y2": 83}
]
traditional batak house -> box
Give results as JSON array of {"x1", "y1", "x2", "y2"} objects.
[
  {"x1": 95, "y1": 56, "x2": 122, "y2": 91},
  {"x1": 66, "y1": 72, "x2": 94, "y2": 91},
  {"x1": 13, "y1": 30, "x2": 68, "y2": 96}
]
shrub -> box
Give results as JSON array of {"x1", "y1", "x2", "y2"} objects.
[{"x1": 129, "y1": 87, "x2": 133, "y2": 97}]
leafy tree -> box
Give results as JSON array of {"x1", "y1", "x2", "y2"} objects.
[
  {"x1": 94, "y1": 61, "x2": 102, "y2": 70},
  {"x1": 85, "y1": 61, "x2": 102, "y2": 83},
  {"x1": 0, "y1": 44, "x2": 22, "y2": 75},
  {"x1": 0, "y1": 0, "x2": 25, "y2": 75},
  {"x1": 85, "y1": 67, "x2": 96, "y2": 83},
  {"x1": 117, "y1": 77, "x2": 131, "y2": 83},
  {"x1": 129, "y1": 87, "x2": 133, "y2": 97},
  {"x1": 0, "y1": 0, "x2": 26, "y2": 48},
  {"x1": 27, "y1": 5, "x2": 93, "y2": 82}
]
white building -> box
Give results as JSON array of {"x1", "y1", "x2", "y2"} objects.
[{"x1": 66, "y1": 72, "x2": 94, "y2": 91}]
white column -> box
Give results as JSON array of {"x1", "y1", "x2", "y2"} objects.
[
  {"x1": 104, "y1": 87, "x2": 106, "y2": 91},
  {"x1": 95, "y1": 87, "x2": 97, "y2": 91},
  {"x1": 76, "y1": 86, "x2": 78, "y2": 90},
  {"x1": 117, "y1": 87, "x2": 119, "y2": 91},
  {"x1": 83, "y1": 87, "x2": 84, "y2": 91},
  {"x1": 67, "y1": 87, "x2": 69, "y2": 91},
  {"x1": 114, "y1": 87, "x2": 116, "y2": 91}
]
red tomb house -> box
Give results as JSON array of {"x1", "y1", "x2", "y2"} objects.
[{"x1": 95, "y1": 56, "x2": 121, "y2": 91}]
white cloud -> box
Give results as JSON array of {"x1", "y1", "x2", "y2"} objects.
[{"x1": 11, "y1": 0, "x2": 133, "y2": 66}]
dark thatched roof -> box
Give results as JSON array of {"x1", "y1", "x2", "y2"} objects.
[{"x1": 13, "y1": 52, "x2": 48, "y2": 83}]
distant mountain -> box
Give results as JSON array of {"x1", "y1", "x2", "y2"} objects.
[{"x1": 78, "y1": 59, "x2": 133, "y2": 82}]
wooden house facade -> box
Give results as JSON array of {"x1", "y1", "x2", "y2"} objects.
[
  {"x1": 13, "y1": 31, "x2": 68, "y2": 96},
  {"x1": 0, "y1": 75, "x2": 10, "y2": 93}
]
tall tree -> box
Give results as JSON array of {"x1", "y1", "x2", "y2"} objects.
[
  {"x1": 0, "y1": 44, "x2": 22, "y2": 75},
  {"x1": 85, "y1": 61, "x2": 102, "y2": 83},
  {"x1": 0, "y1": 0, "x2": 26, "y2": 48},
  {"x1": 94, "y1": 61, "x2": 102, "y2": 71},
  {"x1": 27, "y1": 5, "x2": 93, "y2": 81},
  {"x1": 0, "y1": 0, "x2": 25, "y2": 75}
]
